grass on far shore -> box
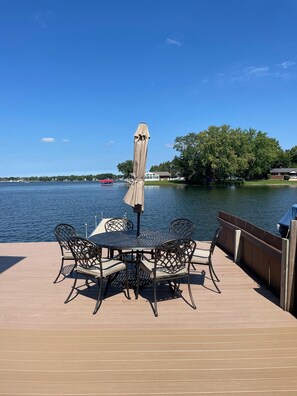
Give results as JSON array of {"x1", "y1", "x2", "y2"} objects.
[
  {"x1": 245, "y1": 179, "x2": 297, "y2": 186},
  {"x1": 144, "y1": 179, "x2": 297, "y2": 186}
]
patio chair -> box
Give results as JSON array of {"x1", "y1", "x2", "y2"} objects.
[
  {"x1": 191, "y1": 226, "x2": 222, "y2": 293},
  {"x1": 169, "y1": 218, "x2": 195, "y2": 238},
  {"x1": 136, "y1": 238, "x2": 196, "y2": 317},
  {"x1": 105, "y1": 218, "x2": 134, "y2": 232},
  {"x1": 54, "y1": 223, "x2": 77, "y2": 283},
  {"x1": 105, "y1": 217, "x2": 135, "y2": 261},
  {"x1": 65, "y1": 237, "x2": 130, "y2": 314}
]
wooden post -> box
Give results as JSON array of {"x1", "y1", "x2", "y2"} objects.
[
  {"x1": 234, "y1": 229, "x2": 241, "y2": 264},
  {"x1": 287, "y1": 220, "x2": 297, "y2": 312},
  {"x1": 280, "y1": 238, "x2": 289, "y2": 310}
]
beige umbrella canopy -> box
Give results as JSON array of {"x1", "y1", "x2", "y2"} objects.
[{"x1": 124, "y1": 122, "x2": 150, "y2": 236}]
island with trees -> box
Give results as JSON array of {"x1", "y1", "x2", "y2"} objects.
[{"x1": 118, "y1": 125, "x2": 297, "y2": 185}]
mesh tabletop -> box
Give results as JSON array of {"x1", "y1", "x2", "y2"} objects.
[{"x1": 89, "y1": 230, "x2": 178, "y2": 250}]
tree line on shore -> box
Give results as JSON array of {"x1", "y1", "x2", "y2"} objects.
[
  {"x1": 0, "y1": 173, "x2": 118, "y2": 182},
  {"x1": 118, "y1": 124, "x2": 297, "y2": 184}
]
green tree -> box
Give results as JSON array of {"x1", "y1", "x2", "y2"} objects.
[
  {"x1": 95, "y1": 173, "x2": 115, "y2": 180},
  {"x1": 173, "y1": 133, "x2": 202, "y2": 182},
  {"x1": 196, "y1": 125, "x2": 239, "y2": 181},
  {"x1": 173, "y1": 125, "x2": 283, "y2": 182},
  {"x1": 150, "y1": 161, "x2": 172, "y2": 172},
  {"x1": 117, "y1": 160, "x2": 133, "y2": 178},
  {"x1": 286, "y1": 145, "x2": 297, "y2": 166},
  {"x1": 270, "y1": 149, "x2": 291, "y2": 168},
  {"x1": 244, "y1": 131, "x2": 282, "y2": 179}
]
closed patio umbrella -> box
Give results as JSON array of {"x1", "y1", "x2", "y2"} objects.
[{"x1": 124, "y1": 122, "x2": 150, "y2": 236}]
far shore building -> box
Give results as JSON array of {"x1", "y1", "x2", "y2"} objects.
[
  {"x1": 270, "y1": 168, "x2": 297, "y2": 180},
  {"x1": 144, "y1": 171, "x2": 171, "y2": 181}
]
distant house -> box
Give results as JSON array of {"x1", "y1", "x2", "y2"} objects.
[
  {"x1": 144, "y1": 171, "x2": 171, "y2": 181},
  {"x1": 270, "y1": 168, "x2": 297, "y2": 180},
  {"x1": 144, "y1": 172, "x2": 159, "y2": 181}
]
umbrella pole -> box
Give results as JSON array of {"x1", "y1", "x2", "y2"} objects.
[{"x1": 137, "y1": 212, "x2": 141, "y2": 237}]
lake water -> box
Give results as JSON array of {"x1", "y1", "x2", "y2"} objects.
[{"x1": 0, "y1": 181, "x2": 296, "y2": 243}]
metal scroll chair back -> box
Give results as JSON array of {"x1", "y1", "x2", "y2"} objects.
[
  {"x1": 104, "y1": 218, "x2": 135, "y2": 260},
  {"x1": 137, "y1": 238, "x2": 196, "y2": 317},
  {"x1": 68, "y1": 237, "x2": 102, "y2": 272},
  {"x1": 53, "y1": 223, "x2": 77, "y2": 283},
  {"x1": 155, "y1": 239, "x2": 196, "y2": 276},
  {"x1": 169, "y1": 218, "x2": 195, "y2": 239},
  {"x1": 66, "y1": 237, "x2": 130, "y2": 314},
  {"x1": 191, "y1": 226, "x2": 222, "y2": 293},
  {"x1": 105, "y1": 218, "x2": 134, "y2": 232}
]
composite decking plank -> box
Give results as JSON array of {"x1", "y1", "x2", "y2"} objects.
[
  {"x1": 1, "y1": 378, "x2": 297, "y2": 395},
  {"x1": 2, "y1": 356, "x2": 297, "y2": 371}
]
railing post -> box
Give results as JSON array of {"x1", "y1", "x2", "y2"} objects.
[
  {"x1": 287, "y1": 220, "x2": 297, "y2": 312},
  {"x1": 280, "y1": 238, "x2": 289, "y2": 310},
  {"x1": 234, "y1": 229, "x2": 241, "y2": 264}
]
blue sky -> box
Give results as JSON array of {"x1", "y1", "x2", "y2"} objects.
[{"x1": 1, "y1": 0, "x2": 297, "y2": 177}]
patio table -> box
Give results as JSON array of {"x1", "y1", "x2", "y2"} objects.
[
  {"x1": 89, "y1": 229, "x2": 178, "y2": 253},
  {"x1": 89, "y1": 230, "x2": 179, "y2": 289}
]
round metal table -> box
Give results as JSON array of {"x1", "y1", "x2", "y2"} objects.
[
  {"x1": 89, "y1": 230, "x2": 179, "y2": 252},
  {"x1": 89, "y1": 230, "x2": 180, "y2": 289}
]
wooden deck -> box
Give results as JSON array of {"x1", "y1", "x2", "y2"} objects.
[{"x1": 0, "y1": 241, "x2": 297, "y2": 395}]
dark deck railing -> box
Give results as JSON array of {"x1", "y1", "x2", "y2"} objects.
[{"x1": 217, "y1": 211, "x2": 297, "y2": 316}]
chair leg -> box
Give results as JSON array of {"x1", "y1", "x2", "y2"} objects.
[
  {"x1": 208, "y1": 265, "x2": 221, "y2": 293},
  {"x1": 135, "y1": 264, "x2": 140, "y2": 299},
  {"x1": 54, "y1": 258, "x2": 75, "y2": 284},
  {"x1": 93, "y1": 278, "x2": 104, "y2": 314},
  {"x1": 64, "y1": 273, "x2": 78, "y2": 303},
  {"x1": 103, "y1": 275, "x2": 112, "y2": 297},
  {"x1": 153, "y1": 282, "x2": 158, "y2": 317},
  {"x1": 125, "y1": 265, "x2": 131, "y2": 300},
  {"x1": 187, "y1": 276, "x2": 197, "y2": 309},
  {"x1": 192, "y1": 262, "x2": 221, "y2": 293},
  {"x1": 168, "y1": 280, "x2": 176, "y2": 294},
  {"x1": 53, "y1": 258, "x2": 64, "y2": 283},
  {"x1": 209, "y1": 262, "x2": 220, "y2": 282}
]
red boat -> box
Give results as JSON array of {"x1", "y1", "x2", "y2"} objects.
[{"x1": 99, "y1": 179, "x2": 114, "y2": 185}]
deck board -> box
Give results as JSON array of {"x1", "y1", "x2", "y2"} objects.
[{"x1": 0, "y1": 241, "x2": 296, "y2": 395}]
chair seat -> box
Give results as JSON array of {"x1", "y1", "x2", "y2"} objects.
[
  {"x1": 140, "y1": 258, "x2": 187, "y2": 279},
  {"x1": 191, "y1": 248, "x2": 209, "y2": 264},
  {"x1": 76, "y1": 259, "x2": 126, "y2": 278},
  {"x1": 63, "y1": 250, "x2": 74, "y2": 260}
]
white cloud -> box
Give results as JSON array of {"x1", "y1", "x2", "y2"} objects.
[
  {"x1": 277, "y1": 61, "x2": 296, "y2": 69},
  {"x1": 215, "y1": 64, "x2": 272, "y2": 83},
  {"x1": 243, "y1": 66, "x2": 270, "y2": 77},
  {"x1": 62, "y1": 139, "x2": 69, "y2": 143},
  {"x1": 41, "y1": 137, "x2": 55, "y2": 143},
  {"x1": 107, "y1": 140, "x2": 115, "y2": 146},
  {"x1": 166, "y1": 38, "x2": 182, "y2": 47},
  {"x1": 166, "y1": 143, "x2": 174, "y2": 148}
]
